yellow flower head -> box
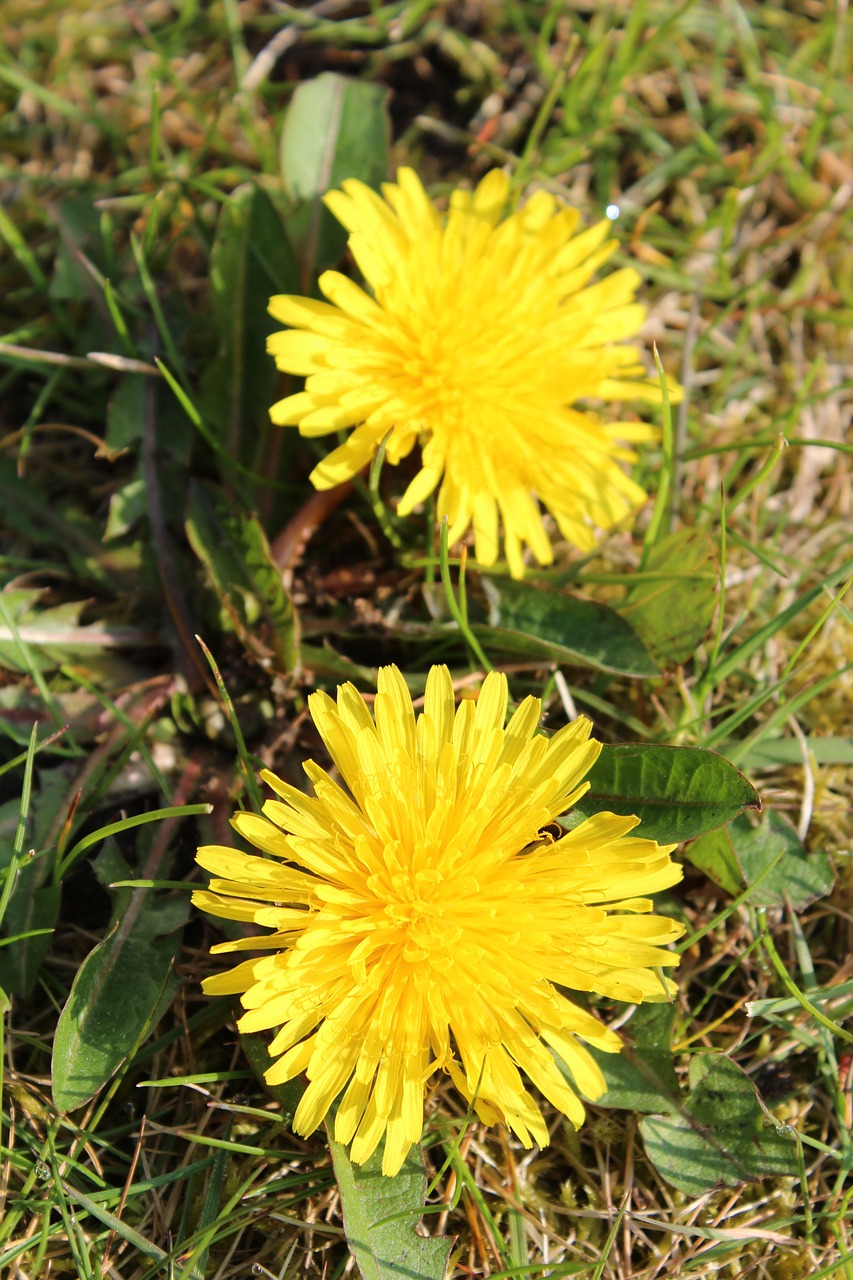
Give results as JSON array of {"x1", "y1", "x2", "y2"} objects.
[
  {"x1": 268, "y1": 168, "x2": 674, "y2": 578},
  {"x1": 195, "y1": 665, "x2": 684, "y2": 1175}
]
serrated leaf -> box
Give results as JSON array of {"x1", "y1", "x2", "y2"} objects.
[
  {"x1": 571, "y1": 743, "x2": 761, "y2": 843},
  {"x1": 300, "y1": 641, "x2": 375, "y2": 686},
  {"x1": 477, "y1": 578, "x2": 659, "y2": 677},
  {"x1": 639, "y1": 1053, "x2": 798, "y2": 1195},
  {"x1": 281, "y1": 73, "x2": 390, "y2": 270},
  {"x1": 622, "y1": 528, "x2": 717, "y2": 664},
  {"x1": 730, "y1": 810, "x2": 835, "y2": 909},
  {"x1": 185, "y1": 480, "x2": 299, "y2": 674},
  {"x1": 201, "y1": 185, "x2": 299, "y2": 462},
  {"x1": 0, "y1": 458, "x2": 130, "y2": 593},
  {"x1": 327, "y1": 1134, "x2": 451, "y2": 1280},
  {"x1": 51, "y1": 844, "x2": 188, "y2": 1113},
  {"x1": 687, "y1": 811, "x2": 835, "y2": 908},
  {"x1": 0, "y1": 458, "x2": 69, "y2": 547}
]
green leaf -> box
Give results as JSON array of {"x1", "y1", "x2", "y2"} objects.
[
  {"x1": 104, "y1": 474, "x2": 148, "y2": 541},
  {"x1": 201, "y1": 185, "x2": 300, "y2": 463},
  {"x1": 0, "y1": 458, "x2": 133, "y2": 593},
  {"x1": 327, "y1": 1134, "x2": 451, "y2": 1280},
  {"x1": 730, "y1": 810, "x2": 835, "y2": 910},
  {"x1": 105, "y1": 376, "x2": 146, "y2": 451},
  {"x1": 105, "y1": 374, "x2": 193, "y2": 463},
  {"x1": 50, "y1": 196, "x2": 103, "y2": 304},
  {"x1": 683, "y1": 827, "x2": 744, "y2": 895},
  {"x1": 571, "y1": 743, "x2": 761, "y2": 843},
  {"x1": 51, "y1": 844, "x2": 188, "y2": 1113},
  {"x1": 571, "y1": 1004, "x2": 681, "y2": 1114},
  {"x1": 241, "y1": 1033, "x2": 305, "y2": 1124},
  {"x1": 185, "y1": 480, "x2": 299, "y2": 675},
  {"x1": 640, "y1": 1053, "x2": 798, "y2": 1195},
  {"x1": 622, "y1": 528, "x2": 717, "y2": 664},
  {"x1": 0, "y1": 763, "x2": 85, "y2": 996},
  {"x1": 687, "y1": 812, "x2": 835, "y2": 908},
  {"x1": 300, "y1": 641, "x2": 376, "y2": 686},
  {"x1": 281, "y1": 72, "x2": 390, "y2": 270},
  {"x1": 0, "y1": 871, "x2": 59, "y2": 997},
  {"x1": 476, "y1": 578, "x2": 659, "y2": 677},
  {"x1": 0, "y1": 457, "x2": 72, "y2": 547},
  {"x1": 732, "y1": 734, "x2": 853, "y2": 768},
  {"x1": 0, "y1": 588, "x2": 153, "y2": 674}
]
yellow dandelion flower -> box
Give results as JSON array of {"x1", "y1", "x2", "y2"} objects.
[
  {"x1": 194, "y1": 665, "x2": 684, "y2": 1176},
  {"x1": 267, "y1": 168, "x2": 678, "y2": 578}
]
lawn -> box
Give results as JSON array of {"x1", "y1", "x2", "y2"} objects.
[{"x1": 1, "y1": 1, "x2": 852, "y2": 1277}]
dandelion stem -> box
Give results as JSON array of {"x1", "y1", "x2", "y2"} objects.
[
  {"x1": 368, "y1": 430, "x2": 405, "y2": 550},
  {"x1": 439, "y1": 518, "x2": 493, "y2": 672}
]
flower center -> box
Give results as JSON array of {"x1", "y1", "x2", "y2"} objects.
[
  {"x1": 381, "y1": 866, "x2": 456, "y2": 963},
  {"x1": 404, "y1": 346, "x2": 464, "y2": 408}
]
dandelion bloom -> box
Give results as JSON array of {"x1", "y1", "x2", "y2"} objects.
[
  {"x1": 267, "y1": 168, "x2": 676, "y2": 578},
  {"x1": 195, "y1": 665, "x2": 683, "y2": 1175}
]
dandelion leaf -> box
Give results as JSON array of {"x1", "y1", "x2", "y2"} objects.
[
  {"x1": 683, "y1": 826, "x2": 744, "y2": 894},
  {"x1": 241, "y1": 1033, "x2": 305, "y2": 1124},
  {"x1": 200, "y1": 184, "x2": 299, "y2": 458},
  {"x1": 571, "y1": 742, "x2": 760, "y2": 843},
  {"x1": 640, "y1": 1053, "x2": 798, "y2": 1195},
  {"x1": 327, "y1": 1130, "x2": 451, "y2": 1280},
  {"x1": 479, "y1": 578, "x2": 659, "y2": 677},
  {"x1": 0, "y1": 763, "x2": 83, "y2": 996},
  {"x1": 731, "y1": 810, "x2": 835, "y2": 909},
  {"x1": 572, "y1": 1003, "x2": 681, "y2": 1114},
  {"x1": 51, "y1": 842, "x2": 187, "y2": 1113},
  {"x1": 0, "y1": 587, "x2": 149, "y2": 678},
  {"x1": 185, "y1": 479, "x2": 299, "y2": 675},
  {"x1": 622, "y1": 528, "x2": 717, "y2": 664},
  {"x1": 686, "y1": 811, "x2": 834, "y2": 907},
  {"x1": 281, "y1": 73, "x2": 390, "y2": 269}
]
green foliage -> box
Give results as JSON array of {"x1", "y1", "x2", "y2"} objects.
[
  {"x1": 622, "y1": 528, "x2": 718, "y2": 665},
  {"x1": 281, "y1": 72, "x2": 390, "y2": 271},
  {"x1": 478, "y1": 577, "x2": 660, "y2": 677},
  {"x1": 327, "y1": 1135, "x2": 452, "y2": 1280},
  {"x1": 573, "y1": 1003, "x2": 681, "y2": 1114},
  {"x1": 0, "y1": 861, "x2": 59, "y2": 998},
  {"x1": 733, "y1": 811, "x2": 836, "y2": 909},
  {"x1": 571, "y1": 743, "x2": 761, "y2": 842},
  {"x1": 186, "y1": 479, "x2": 299, "y2": 675},
  {"x1": 683, "y1": 825, "x2": 744, "y2": 895},
  {"x1": 51, "y1": 841, "x2": 188, "y2": 1114},
  {"x1": 241, "y1": 1033, "x2": 305, "y2": 1123},
  {"x1": 687, "y1": 810, "x2": 836, "y2": 908},
  {"x1": 639, "y1": 1053, "x2": 799, "y2": 1196},
  {"x1": 201, "y1": 185, "x2": 300, "y2": 467},
  {"x1": 0, "y1": 760, "x2": 77, "y2": 997},
  {"x1": 0, "y1": 588, "x2": 146, "y2": 676}
]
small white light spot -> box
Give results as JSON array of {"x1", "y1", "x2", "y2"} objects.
[{"x1": 605, "y1": 204, "x2": 620, "y2": 220}]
